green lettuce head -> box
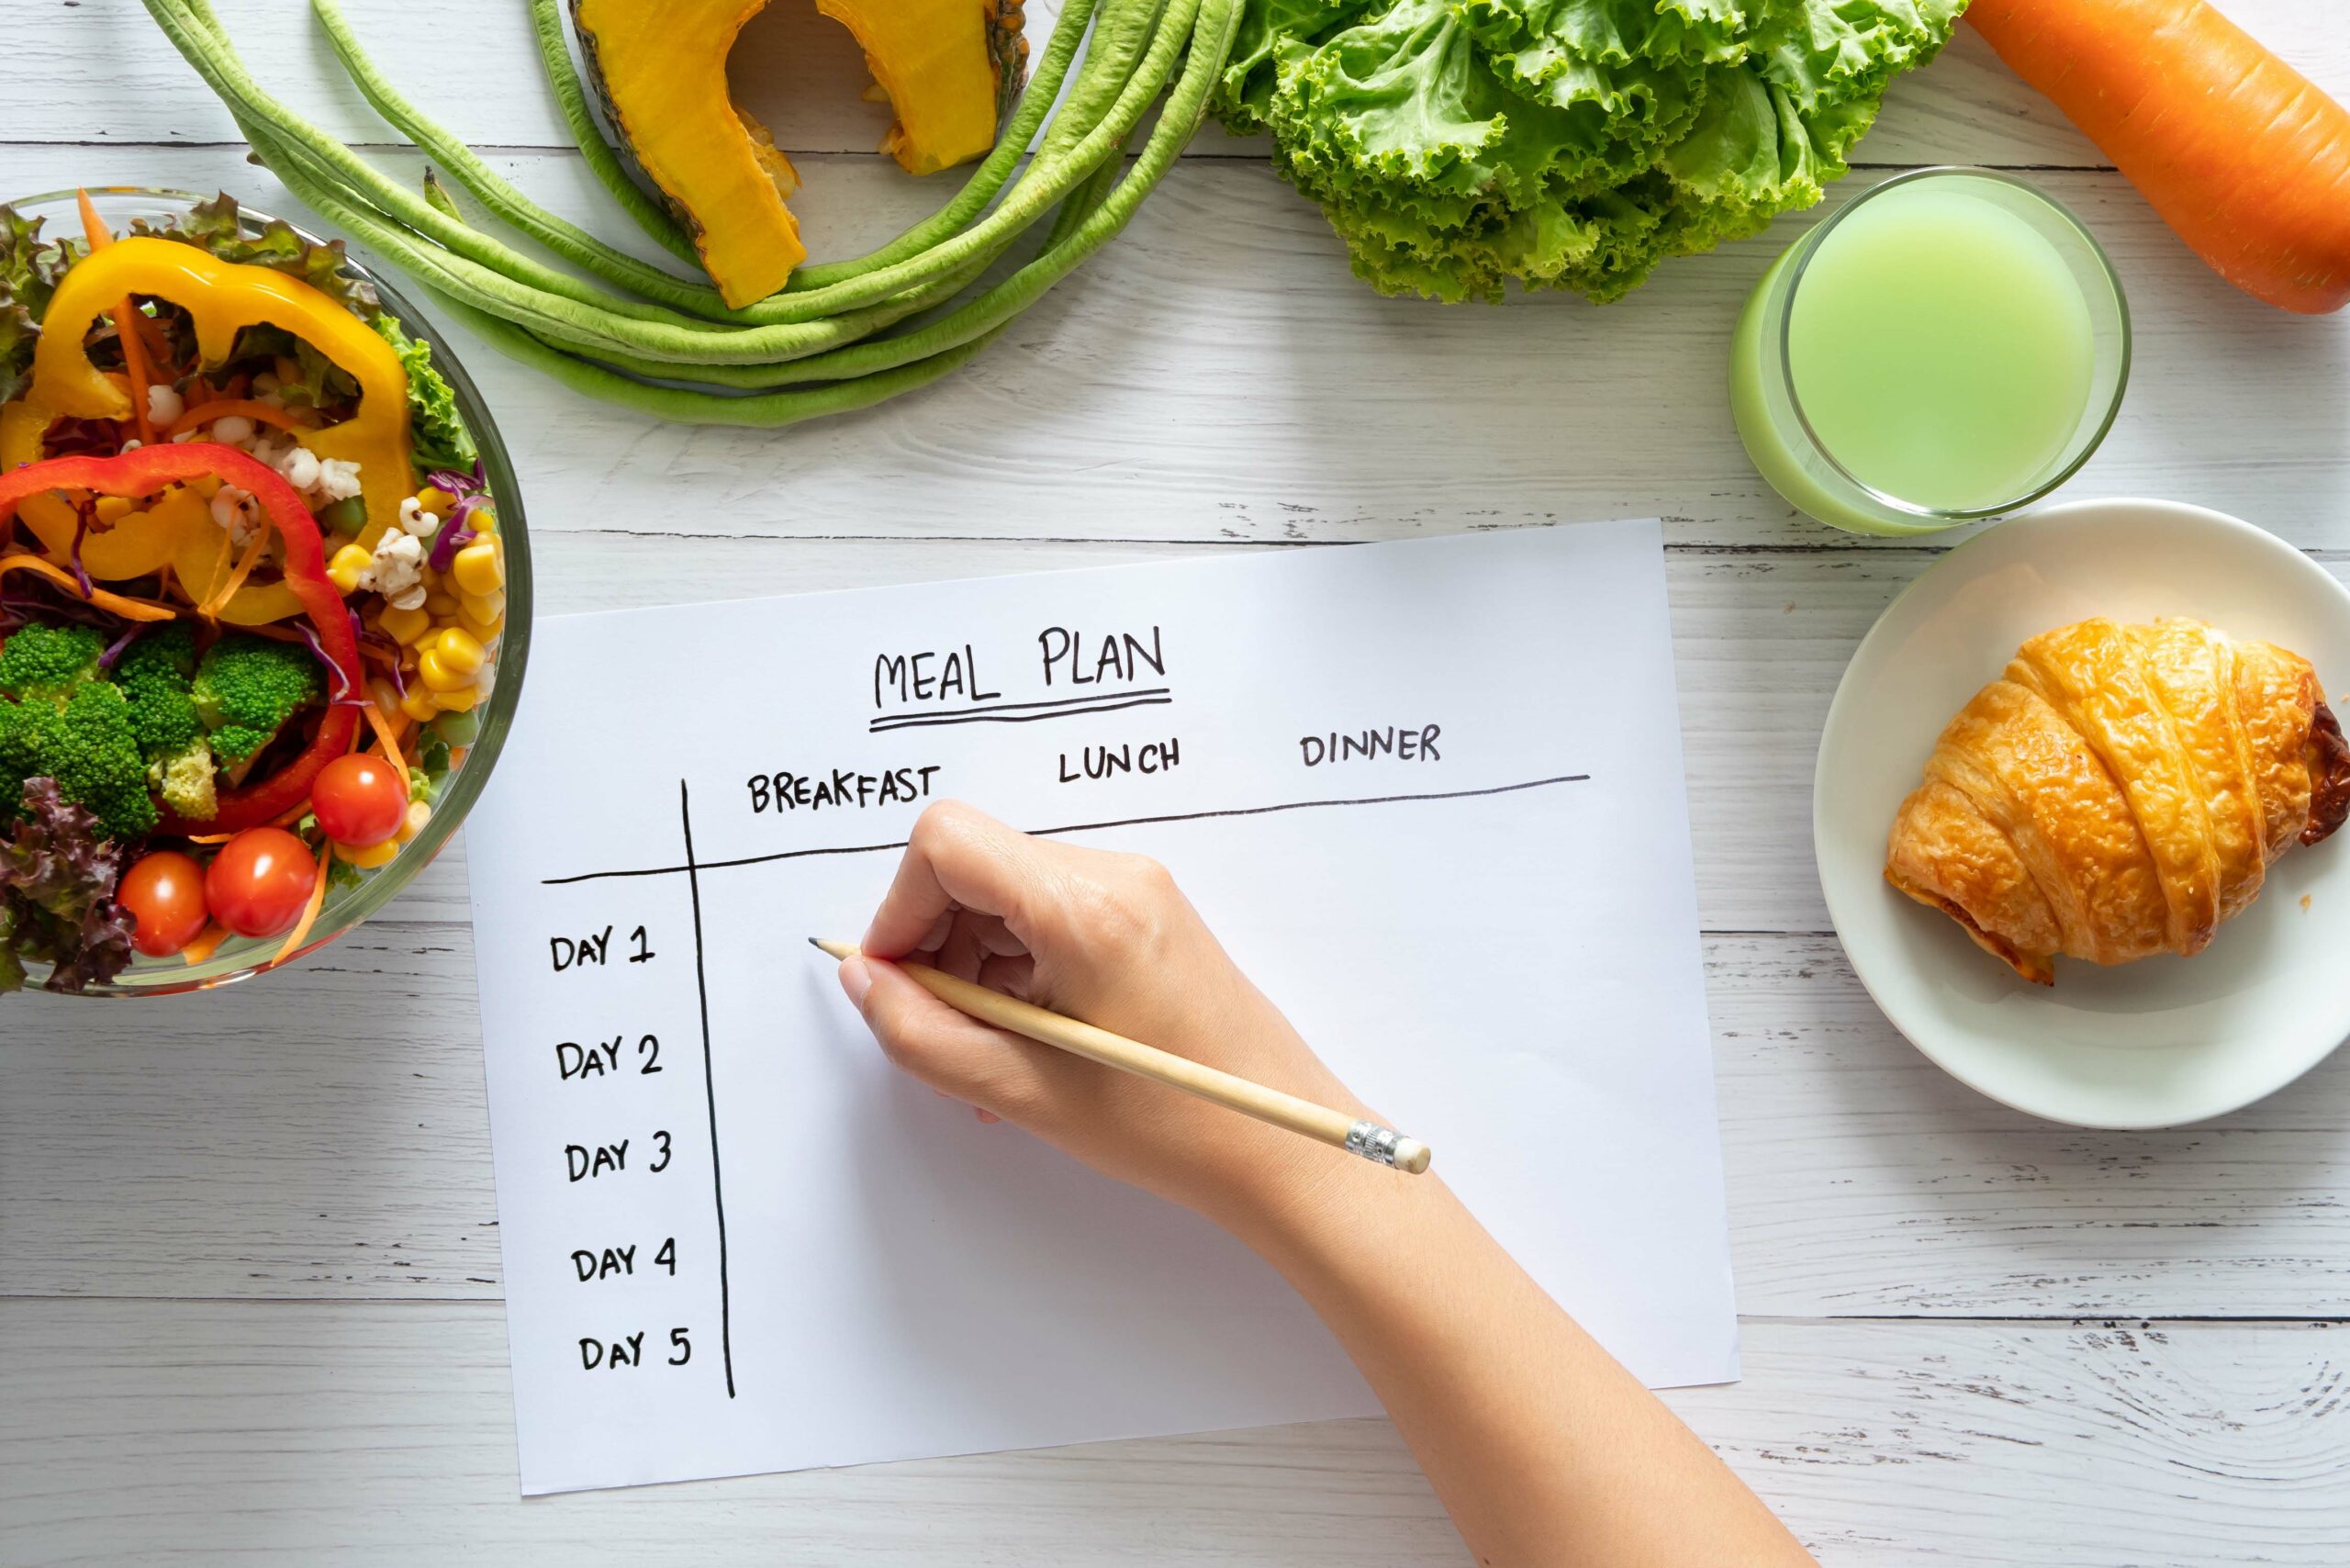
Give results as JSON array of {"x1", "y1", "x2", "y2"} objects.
[{"x1": 1212, "y1": 0, "x2": 1966, "y2": 303}]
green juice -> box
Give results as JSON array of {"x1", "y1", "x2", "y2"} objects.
[{"x1": 1730, "y1": 173, "x2": 2121, "y2": 534}]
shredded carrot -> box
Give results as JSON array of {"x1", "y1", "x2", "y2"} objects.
[
  {"x1": 74, "y1": 191, "x2": 158, "y2": 446},
  {"x1": 196, "y1": 528, "x2": 273, "y2": 620},
  {"x1": 361, "y1": 697, "x2": 408, "y2": 777},
  {"x1": 180, "y1": 923, "x2": 229, "y2": 966},
  {"x1": 0, "y1": 554, "x2": 177, "y2": 621},
  {"x1": 114, "y1": 303, "x2": 159, "y2": 445},
  {"x1": 191, "y1": 522, "x2": 234, "y2": 609},
  {"x1": 168, "y1": 398, "x2": 316, "y2": 437},
  {"x1": 130, "y1": 309, "x2": 173, "y2": 371},
  {"x1": 74, "y1": 188, "x2": 109, "y2": 249},
  {"x1": 265, "y1": 841, "x2": 335, "y2": 970}
]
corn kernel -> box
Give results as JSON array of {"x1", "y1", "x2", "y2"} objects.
[
  {"x1": 459, "y1": 589, "x2": 506, "y2": 626},
  {"x1": 457, "y1": 608, "x2": 504, "y2": 644},
  {"x1": 420, "y1": 648, "x2": 474, "y2": 693},
  {"x1": 414, "y1": 486, "x2": 459, "y2": 515},
  {"x1": 400, "y1": 685, "x2": 441, "y2": 723},
  {"x1": 433, "y1": 683, "x2": 481, "y2": 712},
  {"x1": 336, "y1": 836, "x2": 401, "y2": 869},
  {"x1": 377, "y1": 603, "x2": 432, "y2": 645},
  {"x1": 189, "y1": 475, "x2": 222, "y2": 501},
  {"x1": 327, "y1": 543, "x2": 372, "y2": 594},
  {"x1": 398, "y1": 801, "x2": 433, "y2": 843},
  {"x1": 423, "y1": 589, "x2": 460, "y2": 618},
  {"x1": 433, "y1": 627, "x2": 486, "y2": 676},
  {"x1": 450, "y1": 541, "x2": 502, "y2": 597},
  {"x1": 94, "y1": 496, "x2": 139, "y2": 526}
]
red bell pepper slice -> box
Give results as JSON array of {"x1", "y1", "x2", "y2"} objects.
[{"x1": 0, "y1": 443, "x2": 363, "y2": 834}]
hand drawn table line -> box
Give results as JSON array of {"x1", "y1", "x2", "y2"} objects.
[
  {"x1": 542, "y1": 773, "x2": 1596, "y2": 888},
  {"x1": 537, "y1": 768, "x2": 1595, "y2": 1412}
]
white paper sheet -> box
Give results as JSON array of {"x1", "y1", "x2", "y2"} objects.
[{"x1": 463, "y1": 520, "x2": 1736, "y2": 1495}]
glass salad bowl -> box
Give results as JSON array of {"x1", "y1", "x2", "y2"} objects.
[{"x1": 6, "y1": 186, "x2": 530, "y2": 996}]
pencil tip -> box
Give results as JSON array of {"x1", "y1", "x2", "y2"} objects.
[{"x1": 807, "y1": 936, "x2": 824, "y2": 951}]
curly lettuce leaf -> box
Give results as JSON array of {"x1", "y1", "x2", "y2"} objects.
[
  {"x1": 374, "y1": 314, "x2": 477, "y2": 476},
  {"x1": 1216, "y1": 0, "x2": 1966, "y2": 303},
  {"x1": 1, "y1": 777, "x2": 137, "y2": 995},
  {"x1": 0, "y1": 206, "x2": 80, "y2": 404},
  {"x1": 1217, "y1": 0, "x2": 1377, "y2": 131}
]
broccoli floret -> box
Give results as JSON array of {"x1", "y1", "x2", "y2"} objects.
[
  {"x1": 192, "y1": 633, "x2": 322, "y2": 766},
  {"x1": 0, "y1": 679, "x2": 156, "y2": 836},
  {"x1": 148, "y1": 735, "x2": 218, "y2": 822},
  {"x1": 115, "y1": 625, "x2": 219, "y2": 819},
  {"x1": 0, "y1": 622, "x2": 103, "y2": 700},
  {"x1": 114, "y1": 622, "x2": 206, "y2": 763},
  {"x1": 0, "y1": 696, "x2": 50, "y2": 782}
]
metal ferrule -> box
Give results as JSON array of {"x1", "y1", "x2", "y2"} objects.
[{"x1": 1345, "y1": 1120, "x2": 1404, "y2": 1167}]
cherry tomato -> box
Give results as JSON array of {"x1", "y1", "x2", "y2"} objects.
[
  {"x1": 311, "y1": 754, "x2": 411, "y2": 848},
  {"x1": 117, "y1": 850, "x2": 210, "y2": 958},
  {"x1": 205, "y1": 827, "x2": 318, "y2": 939}
]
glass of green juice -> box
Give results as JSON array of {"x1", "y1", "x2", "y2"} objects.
[{"x1": 1730, "y1": 167, "x2": 2131, "y2": 536}]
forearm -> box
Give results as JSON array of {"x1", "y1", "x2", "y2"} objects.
[{"x1": 1222, "y1": 1167, "x2": 1815, "y2": 1568}]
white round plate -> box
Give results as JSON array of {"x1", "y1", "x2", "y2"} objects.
[{"x1": 1816, "y1": 498, "x2": 2350, "y2": 1128}]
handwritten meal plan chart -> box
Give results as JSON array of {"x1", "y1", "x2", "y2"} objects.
[{"x1": 464, "y1": 519, "x2": 1736, "y2": 1494}]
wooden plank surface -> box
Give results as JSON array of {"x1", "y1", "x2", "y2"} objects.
[
  {"x1": 5, "y1": 1301, "x2": 2343, "y2": 1568},
  {"x1": 22, "y1": 1, "x2": 2342, "y2": 162},
  {"x1": 2, "y1": 141, "x2": 2341, "y2": 553},
  {"x1": 10, "y1": 921, "x2": 2349, "y2": 1314},
  {"x1": 7, "y1": 1, "x2": 2350, "y2": 1562}
]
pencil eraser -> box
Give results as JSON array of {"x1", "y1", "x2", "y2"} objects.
[{"x1": 1392, "y1": 1138, "x2": 1432, "y2": 1175}]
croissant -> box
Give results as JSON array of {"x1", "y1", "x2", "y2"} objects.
[{"x1": 1886, "y1": 617, "x2": 2350, "y2": 983}]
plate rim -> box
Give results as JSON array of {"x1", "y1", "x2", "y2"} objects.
[{"x1": 1813, "y1": 496, "x2": 2350, "y2": 1129}]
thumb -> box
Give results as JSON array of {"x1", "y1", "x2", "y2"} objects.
[{"x1": 840, "y1": 955, "x2": 1060, "y2": 1118}]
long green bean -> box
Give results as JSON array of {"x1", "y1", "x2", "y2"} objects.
[
  {"x1": 554, "y1": 0, "x2": 1233, "y2": 397},
  {"x1": 151, "y1": 0, "x2": 699, "y2": 328},
  {"x1": 154, "y1": 0, "x2": 1187, "y2": 344},
  {"x1": 313, "y1": 0, "x2": 742, "y2": 319},
  {"x1": 231, "y1": 102, "x2": 944, "y2": 368},
  {"x1": 429, "y1": 283, "x2": 1012, "y2": 428},
  {"x1": 136, "y1": 0, "x2": 1240, "y2": 425},
  {"x1": 562, "y1": 111, "x2": 1132, "y2": 392}
]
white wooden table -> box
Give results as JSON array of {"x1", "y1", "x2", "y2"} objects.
[{"x1": 6, "y1": 4, "x2": 2349, "y2": 1562}]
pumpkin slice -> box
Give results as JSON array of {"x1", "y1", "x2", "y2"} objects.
[{"x1": 570, "y1": 0, "x2": 1030, "y2": 308}]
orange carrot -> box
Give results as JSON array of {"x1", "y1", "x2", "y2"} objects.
[
  {"x1": 167, "y1": 398, "x2": 318, "y2": 438},
  {"x1": 359, "y1": 696, "x2": 408, "y2": 778},
  {"x1": 1969, "y1": 0, "x2": 2350, "y2": 313},
  {"x1": 0, "y1": 554, "x2": 178, "y2": 620},
  {"x1": 196, "y1": 528, "x2": 273, "y2": 620},
  {"x1": 180, "y1": 923, "x2": 229, "y2": 966},
  {"x1": 266, "y1": 841, "x2": 335, "y2": 970},
  {"x1": 74, "y1": 190, "x2": 159, "y2": 444}
]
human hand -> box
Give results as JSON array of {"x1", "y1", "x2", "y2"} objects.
[{"x1": 837, "y1": 801, "x2": 1377, "y2": 1232}]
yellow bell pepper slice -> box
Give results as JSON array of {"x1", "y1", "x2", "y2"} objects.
[
  {"x1": 170, "y1": 517, "x2": 307, "y2": 626},
  {"x1": 60, "y1": 481, "x2": 207, "y2": 581},
  {"x1": 0, "y1": 236, "x2": 415, "y2": 612}
]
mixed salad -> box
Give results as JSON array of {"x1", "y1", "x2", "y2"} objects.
[{"x1": 0, "y1": 193, "x2": 508, "y2": 993}]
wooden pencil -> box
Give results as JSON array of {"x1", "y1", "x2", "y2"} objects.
[{"x1": 811, "y1": 938, "x2": 1432, "y2": 1175}]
